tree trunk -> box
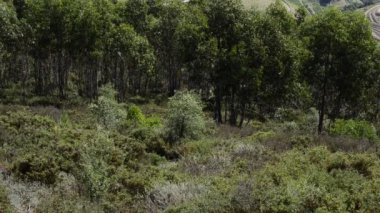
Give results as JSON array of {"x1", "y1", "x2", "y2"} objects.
[
  {"x1": 239, "y1": 102, "x2": 246, "y2": 128},
  {"x1": 214, "y1": 85, "x2": 222, "y2": 123},
  {"x1": 57, "y1": 51, "x2": 65, "y2": 99},
  {"x1": 229, "y1": 89, "x2": 237, "y2": 126},
  {"x1": 318, "y1": 75, "x2": 328, "y2": 134}
]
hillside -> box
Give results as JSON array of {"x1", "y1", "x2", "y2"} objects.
[
  {"x1": 244, "y1": 0, "x2": 379, "y2": 12},
  {"x1": 243, "y1": 0, "x2": 277, "y2": 9},
  {"x1": 1, "y1": 0, "x2": 380, "y2": 212}
]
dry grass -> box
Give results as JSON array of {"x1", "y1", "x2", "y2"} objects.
[
  {"x1": 242, "y1": 0, "x2": 276, "y2": 10},
  {"x1": 146, "y1": 182, "x2": 207, "y2": 211}
]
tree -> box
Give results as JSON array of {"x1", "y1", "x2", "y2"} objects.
[
  {"x1": 117, "y1": 0, "x2": 151, "y2": 35},
  {"x1": 148, "y1": 0, "x2": 186, "y2": 96},
  {"x1": 300, "y1": 8, "x2": 377, "y2": 133},
  {"x1": 0, "y1": 1, "x2": 22, "y2": 89},
  {"x1": 24, "y1": 0, "x2": 67, "y2": 96},
  {"x1": 13, "y1": 0, "x2": 26, "y2": 19},
  {"x1": 295, "y1": 6, "x2": 308, "y2": 25},
  {"x1": 255, "y1": 2, "x2": 306, "y2": 115},
  {"x1": 204, "y1": 0, "x2": 245, "y2": 123},
  {"x1": 106, "y1": 24, "x2": 155, "y2": 100},
  {"x1": 175, "y1": 3, "x2": 216, "y2": 94}
]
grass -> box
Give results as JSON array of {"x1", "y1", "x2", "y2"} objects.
[{"x1": 242, "y1": 0, "x2": 277, "y2": 10}]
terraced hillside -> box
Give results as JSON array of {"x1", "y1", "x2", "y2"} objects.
[
  {"x1": 243, "y1": 0, "x2": 372, "y2": 12},
  {"x1": 366, "y1": 4, "x2": 380, "y2": 40}
]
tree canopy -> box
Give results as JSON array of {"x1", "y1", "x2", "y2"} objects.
[{"x1": 0, "y1": 0, "x2": 379, "y2": 132}]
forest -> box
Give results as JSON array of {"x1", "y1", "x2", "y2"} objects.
[{"x1": 0, "y1": 0, "x2": 380, "y2": 212}]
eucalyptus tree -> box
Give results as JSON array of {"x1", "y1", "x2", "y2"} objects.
[
  {"x1": 117, "y1": 0, "x2": 151, "y2": 35},
  {"x1": 0, "y1": 0, "x2": 23, "y2": 89},
  {"x1": 107, "y1": 24, "x2": 155, "y2": 100},
  {"x1": 175, "y1": 2, "x2": 217, "y2": 96},
  {"x1": 63, "y1": 0, "x2": 114, "y2": 98},
  {"x1": 301, "y1": 8, "x2": 377, "y2": 133},
  {"x1": 255, "y1": 2, "x2": 306, "y2": 116},
  {"x1": 203, "y1": 0, "x2": 245, "y2": 123},
  {"x1": 24, "y1": 0, "x2": 73, "y2": 97},
  {"x1": 149, "y1": 0, "x2": 187, "y2": 96}
]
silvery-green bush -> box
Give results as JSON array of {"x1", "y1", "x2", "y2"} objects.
[
  {"x1": 89, "y1": 84, "x2": 127, "y2": 130},
  {"x1": 165, "y1": 91, "x2": 205, "y2": 144}
]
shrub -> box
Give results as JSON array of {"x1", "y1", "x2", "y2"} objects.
[
  {"x1": 164, "y1": 177, "x2": 235, "y2": 213},
  {"x1": 314, "y1": 135, "x2": 375, "y2": 153},
  {"x1": 250, "y1": 147, "x2": 380, "y2": 212},
  {"x1": 274, "y1": 108, "x2": 302, "y2": 122},
  {"x1": 12, "y1": 154, "x2": 59, "y2": 184},
  {"x1": 290, "y1": 135, "x2": 312, "y2": 149},
  {"x1": 126, "y1": 105, "x2": 146, "y2": 126},
  {"x1": 146, "y1": 182, "x2": 207, "y2": 211},
  {"x1": 125, "y1": 105, "x2": 161, "y2": 128},
  {"x1": 329, "y1": 119, "x2": 378, "y2": 141},
  {"x1": 0, "y1": 111, "x2": 62, "y2": 184},
  {"x1": 34, "y1": 173, "x2": 103, "y2": 213},
  {"x1": 0, "y1": 106, "x2": 166, "y2": 212},
  {"x1": 0, "y1": 181, "x2": 14, "y2": 213},
  {"x1": 231, "y1": 143, "x2": 273, "y2": 172},
  {"x1": 164, "y1": 91, "x2": 205, "y2": 144},
  {"x1": 1, "y1": 175, "x2": 51, "y2": 213},
  {"x1": 89, "y1": 84, "x2": 127, "y2": 129}
]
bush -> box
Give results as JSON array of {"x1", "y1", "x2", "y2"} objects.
[
  {"x1": 314, "y1": 135, "x2": 375, "y2": 153},
  {"x1": 146, "y1": 182, "x2": 207, "y2": 211},
  {"x1": 13, "y1": 154, "x2": 59, "y2": 184},
  {"x1": 125, "y1": 105, "x2": 161, "y2": 128},
  {"x1": 0, "y1": 182, "x2": 14, "y2": 213},
  {"x1": 0, "y1": 106, "x2": 167, "y2": 212},
  {"x1": 329, "y1": 119, "x2": 378, "y2": 141},
  {"x1": 34, "y1": 173, "x2": 103, "y2": 213},
  {"x1": 89, "y1": 84, "x2": 127, "y2": 129},
  {"x1": 164, "y1": 177, "x2": 236, "y2": 213},
  {"x1": 250, "y1": 147, "x2": 380, "y2": 212},
  {"x1": 165, "y1": 91, "x2": 205, "y2": 144}
]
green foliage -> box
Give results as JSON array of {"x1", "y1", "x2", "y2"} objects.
[
  {"x1": 90, "y1": 85, "x2": 161, "y2": 131},
  {"x1": 1, "y1": 0, "x2": 380, "y2": 211},
  {"x1": 1, "y1": 103, "x2": 380, "y2": 212},
  {"x1": 0, "y1": 1, "x2": 20, "y2": 47},
  {"x1": 126, "y1": 104, "x2": 146, "y2": 126},
  {"x1": 251, "y1": 147, "x2": 380, "y2": 212},
  {"x1": 330, "y1": 119, "x2": 378, "y2": 141},
  {"x1": 0, "y1": 110, "x2": 66, "y2": 184},
  {"x1": 0, "y1": 182, "x2": 14, "y2": 213},
  {"x1": 165, "y1": 91, "x2": 205, "y2": 143},
  {"x1": 89, "y1": 84, "x2": 127, "y2": 129},
  {"x1": 301, "y1": 8, "x2": 377, "y2": 132}
]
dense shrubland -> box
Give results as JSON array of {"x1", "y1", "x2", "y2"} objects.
[
  {"x1": 0, "y1": 86, "x2": 379, "y2": 212},
  {"x1": 0, "y1": 0, "x2": 380, "y2": 212}
]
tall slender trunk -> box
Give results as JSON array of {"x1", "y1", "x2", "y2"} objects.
[
  {"x1": 214, "y1": 85, "x2": 222, "y2": 123},
  {"x1": 35, "y1": 60, "x2": 43, "y2": 95},
  {"x1": 58, "y1": 51, "x2": 65, "y2": 99},
  {"x1": 319, "y1": 45, "x2": 333, "y2": 134},
  {"x1": 239, "y1": 102, "x2": 246, "y2": 128},
  {"x1": 318, "y1": 75, "x2": 328, "y2": 134},
  {"x1": 229, "y1": 89, "x2": 237, "y2": 126},
  {"x1": 224, "y1": 96, "x2": 228, "y2": 123}
]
